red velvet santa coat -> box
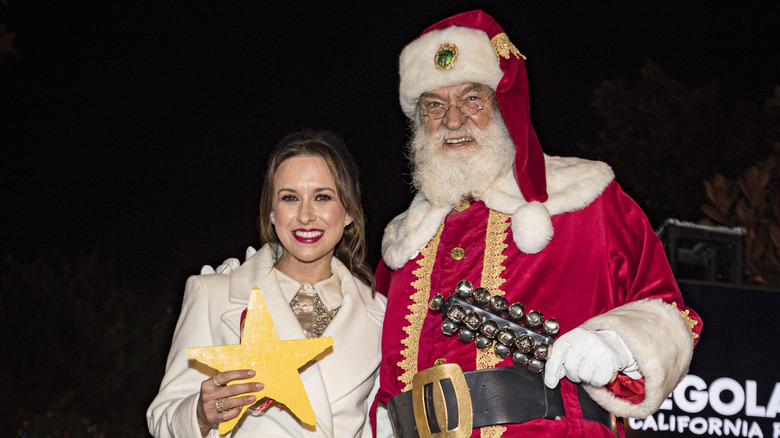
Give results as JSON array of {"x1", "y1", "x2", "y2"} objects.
[{"x1": 374, "y1": 155, "x2": 702, "y2": 437}]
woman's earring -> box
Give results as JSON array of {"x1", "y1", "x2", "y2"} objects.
[
  {"x1": 345, "y1": 220, "x2": 352, "y2": 227},
  {"x1": 270, "y1": 212, "x2": 275, "y2": 224}
]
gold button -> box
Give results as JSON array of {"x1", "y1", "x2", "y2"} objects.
[{"x1": 450, "y1": 247, "x2": 465, "y2": 260}]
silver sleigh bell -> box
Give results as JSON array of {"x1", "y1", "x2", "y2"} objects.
[{"x1": 429, "y1": 280, "x2": 560, "y2": 374}]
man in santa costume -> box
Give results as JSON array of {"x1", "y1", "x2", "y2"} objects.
[{"x1": 372, "y1": 10, "x2": 702, "y2": 437}]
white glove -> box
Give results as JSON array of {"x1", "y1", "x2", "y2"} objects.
[
  {"x1": 200, "y1": 265, "x2": 217, "y2": 275},
  {"x1": 543, "y1": 328, "x2": 642, "y2": 389},
  {"x1": 243, "y1": 246, "x2": 258, "y2": 261},
  {"x1": 199, "y1": 246, "x2": 258, "y2": 275}
]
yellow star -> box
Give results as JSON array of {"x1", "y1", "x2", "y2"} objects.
[{"x1": 188, "y1": 287, "x2": 333, "y2": 434}]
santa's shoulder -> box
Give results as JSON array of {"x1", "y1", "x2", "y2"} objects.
[
  {"x1": 543, "y1": 155, "x2": 615, "y2": 216},
  {"x1": 481, "y1": 155, "x2": 614, "y2": 216}
]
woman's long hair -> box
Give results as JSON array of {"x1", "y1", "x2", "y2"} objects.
[{"x1": 258, "y1": 130, "x2": 375, "y2": 291}]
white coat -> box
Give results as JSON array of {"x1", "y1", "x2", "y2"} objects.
[{"x1": 147, "y1": 244, "x2": 386, "y2": 437}]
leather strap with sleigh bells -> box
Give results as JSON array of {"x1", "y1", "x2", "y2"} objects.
[{"x1": 429, "y1": 279, "x2": 560, "y2": 373}]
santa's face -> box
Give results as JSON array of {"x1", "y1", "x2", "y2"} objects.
[
  {"x1": 418, "y1": 82, "x2": 496, "y2": 142},
  {"x1": 409, "y1": 82, "x2": 515, "y2": 207}
]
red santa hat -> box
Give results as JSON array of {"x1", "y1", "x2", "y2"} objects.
[{"x1": 399, "y1": 9, "x2": 548, "y2": 205}]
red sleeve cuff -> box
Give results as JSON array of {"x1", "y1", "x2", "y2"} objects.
[{"x1": 605, "y1": 375, "x2": 646, "y2": 404}]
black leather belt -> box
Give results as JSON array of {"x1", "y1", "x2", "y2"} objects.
[{"x1": 387, "y1": 365, "x2": 612, "y2": 437}]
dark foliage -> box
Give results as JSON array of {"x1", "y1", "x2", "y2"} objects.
[
  {"x1": 1, "y1": 252, "x2": 178, "y2": 437},
  {"x1": 699, "y1": 88, "x2": 780, "y2": 286},
  {"x1": 581, "y1": 61, "x2": 777, "y2": 227}
]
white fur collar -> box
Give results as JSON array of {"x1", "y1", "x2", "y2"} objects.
[{"x1": 381, "y1": 155, "x2": 614, "y2": 269}]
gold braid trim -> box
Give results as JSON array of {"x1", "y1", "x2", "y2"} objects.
[
  {"x1": 490, "y1": 33, "x2": 525, "y2": 60},
  {"x1": 397, "y1": 225, "x2": 444, "y2": 392},
  {"x1": 480, "y1": 424, "x2": 508, "y2": 438},
  {"x1": 671, "y1": 302, "x2": 699, "y2": 339},
  {"x1": 477, "y1": 210, "x2": 510, "y2": 438}
]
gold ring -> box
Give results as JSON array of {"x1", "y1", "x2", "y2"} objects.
[
  {"x1": 212, "y1": 376, "x2": 223, "y2": 387},
  {"x1": 215, "y1": 398, "x2": 228, "y2": 413}
]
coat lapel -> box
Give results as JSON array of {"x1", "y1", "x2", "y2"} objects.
[{"x1": 317, "y1": 262, "x2": 384, "y2": 404}]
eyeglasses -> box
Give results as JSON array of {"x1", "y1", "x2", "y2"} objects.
[{"x1": 420, "y1": 100, "x2": 486, "y2": 120}]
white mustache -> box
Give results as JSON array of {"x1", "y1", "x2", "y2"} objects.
[{"x1": 408, "y1": 120, "x2": 515, "y2": 207}]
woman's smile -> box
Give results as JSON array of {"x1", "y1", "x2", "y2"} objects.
[{"x1": 292, "y1": 228, "x2": 324, "y2": 243}]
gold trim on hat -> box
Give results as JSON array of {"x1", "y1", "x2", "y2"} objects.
[
  {"x1": 491, "y1": 33, "x2": 525, "y2": 60},
  {"x1": 434, "y1": 43, "x2": 458, "y2": 70}
]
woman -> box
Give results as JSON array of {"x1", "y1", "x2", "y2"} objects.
[{"x1": 147, "y1": 130, "x2": 386, "y2": 437}]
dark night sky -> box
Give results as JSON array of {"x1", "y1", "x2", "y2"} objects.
[{"x1": 1, "y1": 2, "x2": 778, "y2": 295}]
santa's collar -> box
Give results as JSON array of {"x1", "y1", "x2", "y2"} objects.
[{"x1": 381, "y1": 155, "x2": 614, "y2": 270}]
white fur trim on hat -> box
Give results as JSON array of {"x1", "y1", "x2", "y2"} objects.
[
  {"x1": 511, "y1": 201, "x2": 553, "y2": 254},
  {"x1": 399, "y1": 26, "x2": 504, "y2": 118}
]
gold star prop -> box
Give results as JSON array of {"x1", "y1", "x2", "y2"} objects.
[{"x1": 188, "y1": 287, "x2": 333, "y2": 434}]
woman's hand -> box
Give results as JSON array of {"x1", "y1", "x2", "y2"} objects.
[{"x1": 196, "y1": 369, "x2": 264, "y2": 436}]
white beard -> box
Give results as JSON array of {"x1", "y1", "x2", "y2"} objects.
[{"x1": 408, "y1": 117, "x2": 516, "y2": 208}]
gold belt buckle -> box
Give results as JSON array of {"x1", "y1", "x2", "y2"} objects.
[{"x1": 411, "y1": 363, "x2": 473, "y2": 438}]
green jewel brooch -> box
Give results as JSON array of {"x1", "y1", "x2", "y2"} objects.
[{"x1": 434, "y1": 43, "x2": 458, "y2": 70}]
